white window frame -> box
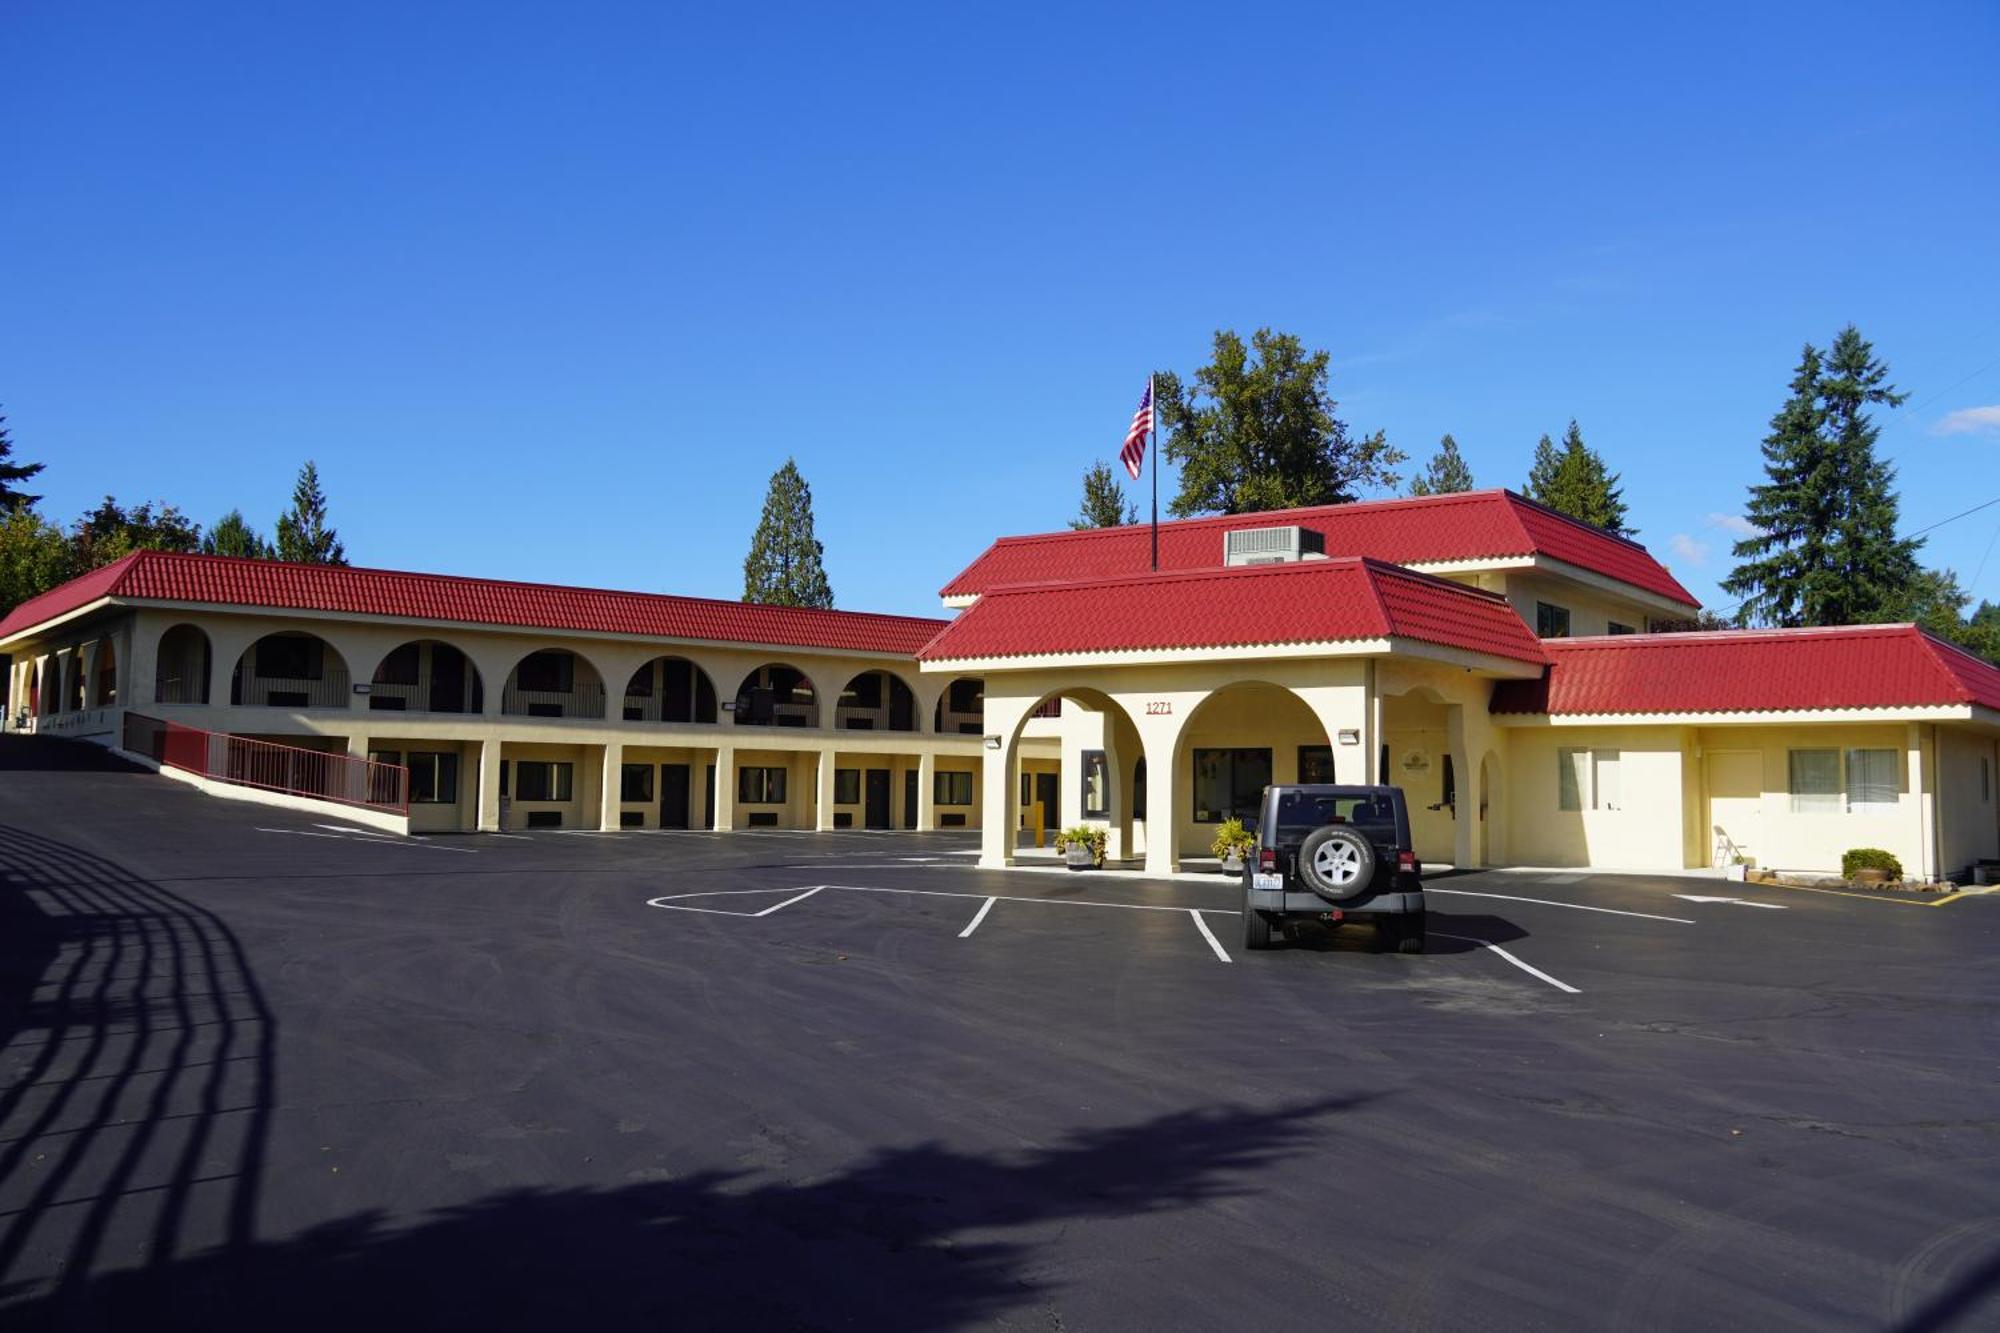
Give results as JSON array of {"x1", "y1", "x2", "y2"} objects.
[
  {"x1": 1557, "y1": 747, "x2": 1621, "y2": 811},
  {"x1": 1787, "y1": 749, "x2": 1841, "y2": 814},
  {"x1": 1843, "y1": 748, "x2": 1899, "y2": 814}
]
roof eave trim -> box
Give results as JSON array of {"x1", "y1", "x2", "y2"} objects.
[
  {"x1": 1492, "y1": 703, "x2": 1976, "y2": 726},
  {"x1": 0, "y1": 596, "x2": 124, "y2": 649}
]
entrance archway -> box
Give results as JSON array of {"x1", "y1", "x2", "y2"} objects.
[
  {"x1": 1171, "y1": 682, "x2": 1337, "y2": 866},
  {"x1": 994, "y1": 686, "x2": 1147, "y2": 867},
  {"x1": 1380, "y1": 686, "x2": 1460, "y2": 866}
]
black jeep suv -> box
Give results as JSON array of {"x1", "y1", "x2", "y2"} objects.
[{"x1": 1241, "y1": 784, "x2": 1425, "y2": 953}]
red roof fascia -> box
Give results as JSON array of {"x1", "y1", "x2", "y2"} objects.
[
  {"x1": 1490, "y1": 625, "x2": 2000, "y2": 716},
  {"x1": 940, "y1": 490, "x2": 1699, "y2": 608},
  {"x1": 0, "y1": 551, "x2": 950, "y2": 656},
  {"x1": 917, "y1": 556, "x2": 1548, "y2": 664}
]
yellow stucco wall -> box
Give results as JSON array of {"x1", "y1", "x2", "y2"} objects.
[
  {"x1": 1502, "y1": 724, "x2": 1690, "y2": 868},
  {"x1": 1936, "y1": 725, "x2": 1999, "y2": 873}
]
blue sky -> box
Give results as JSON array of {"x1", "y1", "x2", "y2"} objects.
[{"x1": 4, "y1": 1, "x2": 1997, "y2": 617}]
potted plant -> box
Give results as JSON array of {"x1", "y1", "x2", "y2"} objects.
[
  {"x1": 1841, "y1": 847, "x2": 1902, "y2": 886},
  {"x1": 1055, "y1": 825, "x2": 1106, "y2": 870},
  {"x1": 1212, "y1": 817, "x2": 1255, "y2": 875}
]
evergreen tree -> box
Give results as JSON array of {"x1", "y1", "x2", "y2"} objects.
[
  {"x1": 743, "y1": 458, "x2": 834, "y2": 608},
  {"x1": 0, "y1": 409, "x2": 45, "y2": 513},
  {"x1": 1408, "y1": 433, "x2": 1475, "y2": 496},
  {"x1": 1157, "y1": 328, "x2": 1403, "y2": 516},
  {"x1": 1524, "y1": 420, "x2": 1630, "y2": 535},
  {"x1": 1070, "y1": 461, "x2": 1138, "y2": 528},
  {"x1": 274, "y1": 461, "x2": 347, "y2": 565},
  {"x1": 202, "y1": 509, "x2": 275, "y2": 559},
  {"x1": 1724, "y1": 327, "x2": 1916, "y2": 627}
]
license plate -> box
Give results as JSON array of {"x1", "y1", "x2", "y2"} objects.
[{"x1": 1252, "y1": 873, "x2": 1284, "y2": 891}]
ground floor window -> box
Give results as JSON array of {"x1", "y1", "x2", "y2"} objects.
[
  {"x1": 934, "y1": 770, "x2": 973, "y2": 806},
  {"x1": 620, "y1": 763, "x2": 654, "y2": 802},
  {"x1": 1192, "y1": 748, "x2": 1271, "y2": 824},
  {"x1": 1789, "y1": 747, "x2": 1900, "y2": 814},
  {"x1": 835, "y1": 768, "x2": 860, "y2": 804},
  {"x1": 739, "y1": 766, "x2": 788, "y2": 804},
  {"x1": 1081, "y1": 750, "x2": 1108, "y2": 817},
  {"x1": 1787, "y1": 749, "x2": 1840, "y2": 813},
  {"x1": 1844, "y1": 748, "x2": 1898, "y2": 813},
  {"x1": 368, "y1": 749, "x2": 459, "y2": 804},
  {"x1": 515, "y1": 761, "x2": 573, "y2": 803},
  {"x1": 1298, "y1": 745, "x2": 1337, "y2": 783},
  {"x1": 1558, "y1": 748, "x2": 1620, "y2": 811}
]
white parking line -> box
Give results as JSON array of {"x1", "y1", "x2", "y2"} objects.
[
  {"x1": 1427, "y1": 887, "x2": 1694, "y2": 925},
  {"x1": 958, "y1": 897, "x2": 998, "y2": 938},
  {"x1": 1432, "y1": 931, "x2": 1580, "y2": 993},
  {"x1": 1188, "y1": 909, "x2": 1232, "y2": 962},
  {"x1": 647, "y1": 882, "x2": 1240, "y2": 917}
]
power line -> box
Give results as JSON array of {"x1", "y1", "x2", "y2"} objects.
[{"x1": 1908, "y1": 493, "x2": 2000, "y2": 538}]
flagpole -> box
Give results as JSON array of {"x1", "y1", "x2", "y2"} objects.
[{"x1": 1149, "y1": 373, "x2": 1159, "y2": 571}]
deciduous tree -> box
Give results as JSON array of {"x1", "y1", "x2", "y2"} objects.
[
  {"x1": 67, "y1": 497, "x2": 201, "y2": 572},
  {"x1": 1157, "y1": 329, "x2": 1402, "y2": 516},
  {"x1": 743, "y1": 458, "x2": 834, "y2": 608}
]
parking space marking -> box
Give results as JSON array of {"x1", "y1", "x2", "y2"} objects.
[
  {"x1": 1428, "y1": 887, "x2": 1694, "y2": 924},
  {"x1": 958, "y1": 897, "x2": 998, "y2": 938},
  {"x1": 648, "y1": 882, "x2": 1240, "y2": 919},
  {"x1": 1432, "y1": 932, "x2": 1580, "y2": 994},
  {"x1": 1188, "y1": 910, "x2": 1232, "y2": 962},
  {"x1": 643, "y1": 886, "x2": 828, "y2": 917},
  {"x1": 255, "y1": 827, "x2": 477, "y2": 853}
]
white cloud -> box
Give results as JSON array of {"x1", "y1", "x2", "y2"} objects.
[
  {"x1": 1666, "y1": 533, "x2": 1710, "y2": 565},
  {"x1": 1934, "y1": 405, "x2": 2000, "y2": 436},
  {"x1": 1704, "y1": 512, "x2": 1757, "y2": 537}
]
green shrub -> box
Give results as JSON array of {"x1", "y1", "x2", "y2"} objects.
[
  {"x1": 1055, "y1": 825, "x2": 1106, "y2": 863},
  {"x1": 1841, "y1": 848, "x2": 1903, "y2": 880},
  {"x1": 1210, "y1": 817, "x2": 1256, "y2": 861}
]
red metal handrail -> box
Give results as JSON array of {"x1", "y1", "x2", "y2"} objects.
[{"x1": 124, "y1": 713, "x2": 409, "y2": 816}]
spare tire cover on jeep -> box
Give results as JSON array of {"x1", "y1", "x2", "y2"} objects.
[{"x1": 1297, "y1": 825, "x2": 1377, "y2": 901}]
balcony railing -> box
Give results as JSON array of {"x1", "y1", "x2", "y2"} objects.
[
  {"x1": 366, "y1": 681, "x2": 475, "y2": 713},
  {"x1": 501, "y1": 682, "x2": 606, "y2": 719},
  {"x1": 236, "y1": 670, "x2": 352, "y2": 709},
  {"x1": 124, "y1": 712, "x2": 408, "y2": 815},
  {"x1": 154, "y1": 676, "x2": 207, "y2": 705}
]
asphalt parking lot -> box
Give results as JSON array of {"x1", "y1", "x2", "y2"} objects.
[{"x1": 2, "y1": 746, "x2": 1997, "y2": 1332}]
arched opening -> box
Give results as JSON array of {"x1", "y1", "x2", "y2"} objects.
[
  {"x1": 502, "y1": 649, "x2": 606, "y2": 719},
  {"x1": 834, "y1": 669, "x2": 917, "y2": 731},
  {"x1": 621, "y1": 656, "x2": 718, "y2": 723},
  {"x1": 93, "y1": 640, "x2": 117, "y2": 707},
  {"x1": 933, "y1": 677, "x2": 985, "y2": 735},
  {"x1": 1172, "y1": 682, "x2": 1336, "y2": 865},
  {"x1": 155, "y1": 624, "x2": 212, "y2": 705},
  {"x1": 24, "y1": 660, "x2": 40, "y2": 718},
  {"x1": 731, "y1": 664, "x2": 818, "y2": 728},
  {"x1": 65, "y1": 654, "x2": 85, "y2": 712},
  {"x1": 232, "y1": 632, "x2": 350, "y2": 708},
  {"x1": 996, "y1": 686, "x2": 1145, "y2": 865},
  {"x1": 1381, "y1": 685, "x2": 1459, "y2": 866},
  {"x1": 370, "y1": 640, "x2": 484, "y2": 714}
]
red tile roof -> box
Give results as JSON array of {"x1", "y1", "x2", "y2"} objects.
[
  {"x1": 0, "y1": 550, "x2": 950, "y2": 656},
  {"x1": 1490, "y1": 625, "x2": 2000, "y2": 716},
  {"x1": 940, "y1": 489, "x2": 1700, "y2": 608},
  {"x1": 918, "y1": 557, "x2": 1550, "y2": 665}
]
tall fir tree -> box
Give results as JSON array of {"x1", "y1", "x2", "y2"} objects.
[
  {"x1": 1408, "y1": 434, "x2": 1475, "y2": 496},
  {"x1": 0, "y1": 409, "x2": 46, "y2": 513},
  {"x1": 743, "y1": 458, "x2": 834, "y2": 608},
  {"x1": 1723, "y1": 327, "x2": 1916, "y2": 627},
  {"x1": 1524, "y1": 421, "x2": 1630, "y2": 535},
  {"x1": 202, "y1": 509, "x2": 275, "y2": 559},
  {"x1": 1156, "y1": 328, "x2": 1403, "y2": 516},
  {"x1": 1070, "y1": 461, "x2": 1138, "y2": 528},
  {"x1": 274, "y1": 461, "x2": 347, "y2": 565}
]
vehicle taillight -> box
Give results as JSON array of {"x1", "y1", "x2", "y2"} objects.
[
  {"x1": 1398, "y1": 851, "x2": 1417, "y2": 873},
  {"x1": 1258, "y1": 847, "x2": 1278, "y2": 872}
]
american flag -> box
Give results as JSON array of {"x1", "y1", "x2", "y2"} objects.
[{"x1": 1119, "y1": 380, "x2": 1153, "y2": 480}]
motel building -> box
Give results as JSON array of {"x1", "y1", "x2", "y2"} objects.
[{"x1": 4, "y1": 488, "x2": 1998, "y2": 883}]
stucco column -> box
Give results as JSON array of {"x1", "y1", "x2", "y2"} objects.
[
  {"x1": 33, "y1": 654, "x2": 49, "y2": 717},
  {"x1": 208, "y1": 641, "x2": 238, "y2": 709},
  {"x1": 918, "y1": 750, "x2": 937, "y2": 832},
  {"x1": 979, "y1": 741, "x2": 1018, "y2": 867},
  {"x1": 711, "y1": 743, "x2": 736, "y2": 831},
  {"x1": 79, "y1": 642, "x2": 101, "y2": 708},
  {"x1": 1909, "y1": 723, "x2": 1936, "y2": 882},
  {"x1": 600, "y1": 740, "x2": 625, "y2": 831},
  {"x1": 477, "y1": 738, "x2": 503, "y2": 832},
  {"x1": 815, "y1": 746, "x2": 838, "y2": 831},
  {"x1": 1447, "y1": 703, "x2": 1473, "y2": 870},
  {"x1": 1137, "y1": 713, "x2": 1187, "y2": 878}
]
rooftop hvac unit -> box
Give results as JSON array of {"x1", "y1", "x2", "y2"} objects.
[{"x1": 1223, "y1": 525, "x2": 1325, "y2": 566}]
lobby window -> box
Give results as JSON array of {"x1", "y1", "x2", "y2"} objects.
[
  {"x1": 1081, "y1": 751, "x2": 1109, "y2": 817},
  {"x1": 515, "y1": 761, "x2": 573, "y2": 803},
  {"x1": 835, "y1": 768, "x2": 860, "y2": 804},
  {"x1": 1192, "y1": 747, "x2": 1272, "y2": 824},
  {"x1": 1298, "y1": 745, "x2": 1337, "y2": 784},
  {"x1": 1607, "y1": 621, "x2": 1636, "y2": 636},
  {"x1": 1844, "y1": 749, "x2": 1899, "y2": 813},
  {"x1": 738, "y1": 767, "x2": 788, "y2": 804},
  {"x1": 934, "y1": 770, "x2": 973, "y2": 806},
  {"x1": 1536, "y1": 602, "x2": 1572, "y2": 638},
  {"x1": 1787, "y1": 749, "x2": 1841, "y2": 813},
  {"x1": 620, "y1": 764, "x2": 654, "y2": 802},
  {"x1": 1557, "y1": 748, "x2": 1621, "y2": 811}
]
